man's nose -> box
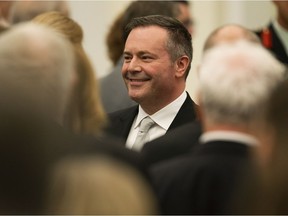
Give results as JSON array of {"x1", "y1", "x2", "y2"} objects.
[{"x1": 127, "y1": 58, "x2": 142, "y2": 72}]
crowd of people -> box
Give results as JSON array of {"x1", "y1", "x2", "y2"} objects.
[{"x1": 0, "y1": 0, "x2": 288, "y2": 214}]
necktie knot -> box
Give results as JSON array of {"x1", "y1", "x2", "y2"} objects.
[
  {"x1": 132, "y1": 116, "x2": 155, "y2": 151},
  {"x1": 138, "y1": 117, "x2": 154, "y2": 133}
]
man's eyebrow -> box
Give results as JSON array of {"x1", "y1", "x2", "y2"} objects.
[
  {"x1": 123, "y1": 50, "x2": 153, "y2": 55},
  {"x1": 138, "y1": 51, "x2": 153, "y2": 55},
  {"x1": 123, "y1": 51, "x2": 132, "y2": 55}
]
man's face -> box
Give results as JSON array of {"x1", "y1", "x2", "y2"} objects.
[
  {"x1": 176, "y1": 3, "x2": 194, "y2": 35},
  {"x1": 122, "y1": 26, "x2": 181, "y2": 111}
]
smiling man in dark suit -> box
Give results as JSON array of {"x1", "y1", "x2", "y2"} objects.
[{"x1": 105, "y1": 15, "x2": 198, "y2": 151}]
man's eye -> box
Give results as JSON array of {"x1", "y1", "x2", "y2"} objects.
[
  {"x1": 142, "y1": 56, "x2": 152, "y2": 60},
  {"x1": 124, "y1": 56, "x2": 132, "y2": 61}
]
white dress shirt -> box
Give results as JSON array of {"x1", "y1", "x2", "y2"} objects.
[{"x1": 126, "y1": 91, "x2": 187, "y2": 149}]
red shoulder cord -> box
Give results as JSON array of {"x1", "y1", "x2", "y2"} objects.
[{"x1": 261, "y1": 28, "x2": 272, "y2": 49}]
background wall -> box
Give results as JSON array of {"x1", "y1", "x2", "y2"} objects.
[{"x1": 69, "y1": 0, "x2": 276, "y2": 103}]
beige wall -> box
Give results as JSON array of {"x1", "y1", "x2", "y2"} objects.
[{"x1": 69, "y1": 1, "x2": 276, "y2": 103}]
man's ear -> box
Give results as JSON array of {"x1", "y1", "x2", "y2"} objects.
[{"x1": 175, "y1": 56, "x2": 189, "y2": 78}]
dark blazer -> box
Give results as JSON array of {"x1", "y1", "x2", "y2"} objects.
[
  {"x1": 150, "y1": 140, "x2": 252, "y2": 215},
  {"x1": 105, "y1": 92, "x2": 198, "y2": 143},
  {"x1": 141, "y1": 120, "x2": 202, "y2": 167},
  {"x1": 255, "y1": 23, "x2": 288, "y2": 65}
]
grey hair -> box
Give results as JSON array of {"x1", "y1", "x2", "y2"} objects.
[
  {"x1": 199, "y1": 40, "x2": 286, "y2": 126},
  {"x1": 0, "y1": 22, "x2": 75, "y2": 123}
]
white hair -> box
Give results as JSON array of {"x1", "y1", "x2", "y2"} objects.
[
  {"x1": 198, "y1": 40, "x2": 286, "y2": 126},
  {"x1": 0, "y1": 22, "x2": 75, "y2": 123}
]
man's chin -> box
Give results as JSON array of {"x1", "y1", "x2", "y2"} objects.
[{"x1": 129, "y1": 93, "x2": 141, "y2": 103}]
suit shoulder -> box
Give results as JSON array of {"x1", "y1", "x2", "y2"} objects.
[{"x1": 150, "y1": 153, "x2": 194, "y2": 177}]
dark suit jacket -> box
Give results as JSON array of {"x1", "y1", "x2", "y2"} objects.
[
  {"x1": 141, "y1": 120, "x2": 202, "y2": 167},
  {"x1": 105, "y1": 92, "x2": 198, "y2": 143},
  {"x1": 255, "y1": 23, "x2": 288, "y2": 65},
  {"x1": 150, "y1": 140, "x2": 252, "y2": 215}
]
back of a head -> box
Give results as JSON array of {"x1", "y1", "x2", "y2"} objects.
[
  {"x1": 0, "y1": 22, "x2": 75, "y2": 123},
  {"x1": 9, "y1": 0, "x2": 70, "y2": 24},
  {"x1": 198, "y1": 40, "x2": 285, "y2": 127},
  {"x1": 203, "y1": 24, "x2": 261, "y2": 51},
  {"x1": 47, "y1": 156, "x2": 158, "y2": 214},
  {"x1": 32, "y1": 11, "x2": 107, "y2": 136},
  {"x1": 32, "y1": 11, "x2": 82, "y2": 44}
]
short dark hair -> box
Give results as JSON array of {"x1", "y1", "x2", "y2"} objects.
[{"x1": 124, "y1": 15, "x2": 192, "y2": 79}]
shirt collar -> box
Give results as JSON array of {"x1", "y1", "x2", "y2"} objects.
[
  {"x1": 134, "y1": 91, "x2": 187, "y2": 130},
  {"x1": 199, "y1": 130, "x2": 259, "y2": 147}
]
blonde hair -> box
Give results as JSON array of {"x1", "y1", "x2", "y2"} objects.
[
  {"x1": 47, "y1": 156, "x2": 158, "y2": 214},
  {"x1": 33, "y1": 11, "x2": 107, "y2": 135}
]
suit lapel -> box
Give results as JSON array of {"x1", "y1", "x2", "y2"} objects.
[
  {"x1": 107, "y1": 105, "x2": 139, "y2": 141},
  {"x1": 168, "y1": 92, "x2": 198, "y2": 131},
  {"x1": 118, "y1": 106, "x2": 138, "y2": 139}
]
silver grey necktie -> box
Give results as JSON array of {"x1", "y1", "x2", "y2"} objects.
[{"x1": 132, "y1": 116, "x2": 155, "y2": 151}]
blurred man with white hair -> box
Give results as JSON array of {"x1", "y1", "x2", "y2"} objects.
[{"x1": 150, "y1": 40, "x2": 286, "y2": 215}]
